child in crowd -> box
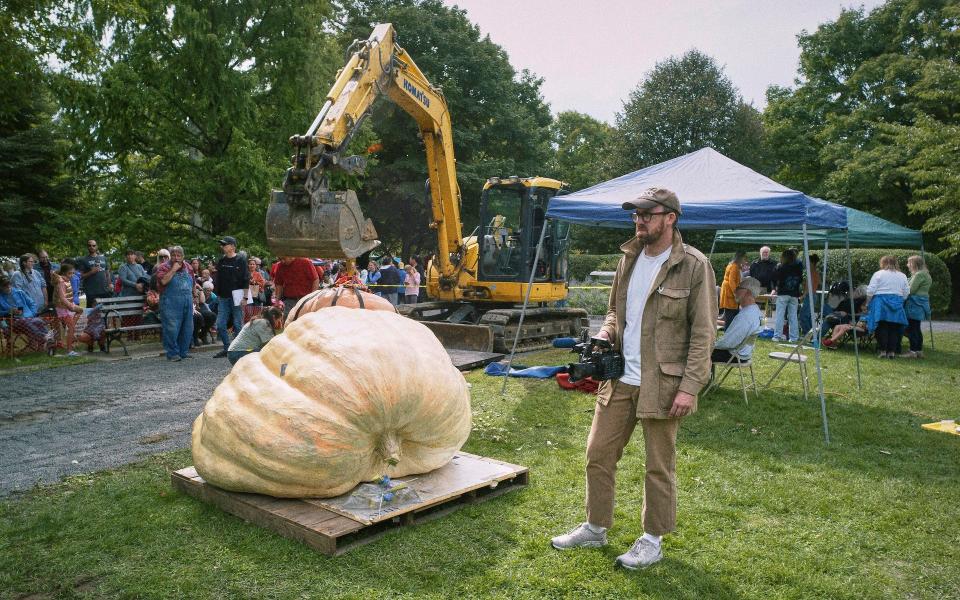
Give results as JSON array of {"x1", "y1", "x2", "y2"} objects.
[
  {"x1": 76, "y1": 305, "x2": 107, "y2": 353},
  {"x1": 404, "y1": 264, "x2": 420, "y2": 304},
  {"x1": 52, "y1": 263, "x2": 83, "y2": 357}
]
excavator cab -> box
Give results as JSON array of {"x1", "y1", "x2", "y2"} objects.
[{"x1": 478, "y1": 177, "x2": 570, "y2": 285}]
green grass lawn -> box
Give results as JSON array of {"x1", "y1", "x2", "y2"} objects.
[
  {"x1": 0, "y1": 352, "x2": 93, "y2": 373},
  {"x1": 2, "y1": 335, "x2": 959, "y2": 599}
]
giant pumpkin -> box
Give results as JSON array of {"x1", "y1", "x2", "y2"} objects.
[
  {"x1": 284, "y1": 286, "x2": 395, "y2": 328},
  {"x1": 192, "y1": 307, "x2": 471, "y2": 498}
]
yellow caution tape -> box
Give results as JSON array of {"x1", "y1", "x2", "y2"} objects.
[{"x1": 360, "y1": 283, "x2": 613, "y2": 290}]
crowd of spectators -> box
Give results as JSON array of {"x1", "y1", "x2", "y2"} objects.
[
  {"x1": 2, "y1": 238, "x2": 431, "y2": 359},
  {"x1": 719, "y1": 245, "x2": 935, "y2": 359}
]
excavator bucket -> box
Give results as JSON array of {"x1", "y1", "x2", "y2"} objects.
[
  {"x1": 419, "y1": 322, "x2": 495, "y2": 353},
  {"x1": 266, "y1": 188, "x2": 380, "y2": 259},
  {"x1": 419, "y1": 322, "x2": 504, "y2": 371},
  {"x1": 395, "y1": 304, "x2": 504, "y2": 370}
]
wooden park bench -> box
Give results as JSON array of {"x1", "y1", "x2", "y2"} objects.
[{"x1": 97, "y1": 295, "x2": 162, "y2": 356}]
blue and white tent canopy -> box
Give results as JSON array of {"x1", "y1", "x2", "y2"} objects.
[{"x1": 545, "y1": 147, "x2": 847, "y2": 231}]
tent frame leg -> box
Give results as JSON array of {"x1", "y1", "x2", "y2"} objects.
[
  {"x1": 921, "y1": 242, "x2": 934, "y2": 351},
  {"x1": 500, "y1": 222, "x2": 549, "y2": 394},
  {"x1": 803, "y1": 225, "x2": 830, "y2": 444},
  {"x1": 845, "y1": 232, "x2": 862, "y2": 389}
]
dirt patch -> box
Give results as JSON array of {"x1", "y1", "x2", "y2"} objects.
[{"x1": 139, "y1": 433, "x2": 171, "y2": 445}]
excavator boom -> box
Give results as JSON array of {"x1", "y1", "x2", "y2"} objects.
[
  {"x1": 265, "y1": 24, "x2": 587, "y2": 360},
  {"x1": 266, "y1": 23, "x2": 463, "y2": 287}
]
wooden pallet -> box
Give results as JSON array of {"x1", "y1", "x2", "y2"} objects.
[{"x1": 171, "y1": 452, "x2": 528, "y2": 556}]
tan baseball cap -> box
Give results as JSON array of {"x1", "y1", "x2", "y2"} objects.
[{"x1": 622, "y1": 187, "x2": 682, "y2": 215}]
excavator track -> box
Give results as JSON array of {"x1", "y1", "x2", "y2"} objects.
[{"x1": 479, "y1": 307, "x2": 589, "y2": 354}]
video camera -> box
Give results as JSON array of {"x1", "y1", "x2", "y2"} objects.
[{"x1": 567, "y1": 329, "x2": 624, "y2": 382}]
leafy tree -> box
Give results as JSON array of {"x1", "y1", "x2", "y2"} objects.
[
  {"x1": 546, "y1": 111, "x2": 615, "y2": 191},
  {"x1": 763, "y1": 0, "x2": 960, "y2": 308},
  {"x1": 892, "y1": 115, "x2": 960, "y2": 256},
  {"x1": 613, "y1": 50, "x2": 766, "y2": 175},
  {"x1": 544, "y1": 111, "x2": 625, "y2": 254},
  {"x1": 338, "y1": 0, "x2": 554, "y2": 259},
  {"x1": 44, "y1": 0, "x2": 339, "y2": 257},
  {"x1": 0, "y1": 1, "x2": 73, "y2": 256}
]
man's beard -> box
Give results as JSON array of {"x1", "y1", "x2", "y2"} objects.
[{"x1": 636, "y1": 221, "x2": 669, "y2": 245}]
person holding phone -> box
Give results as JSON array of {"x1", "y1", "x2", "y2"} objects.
[{"x1": 155, "y1": 246, "x2": 196, "y2": 361}]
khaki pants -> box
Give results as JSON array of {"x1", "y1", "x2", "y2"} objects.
[{"x1": 585, "y1": 380, "x2": 680, "y2": 535}]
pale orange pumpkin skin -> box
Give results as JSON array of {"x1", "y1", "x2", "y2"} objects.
[
  {"x1": 284, "y1": 286, "x2": 395, "y2": 328},
  {"x1": 192, "y1": 307, "x2": 471, "y2": 498}
]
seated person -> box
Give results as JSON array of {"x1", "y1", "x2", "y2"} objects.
[
  {"x1": 193, "y1": 282, "x2": 216, "y2": 347},
  {"x1": 0, "y1": 273, "x2": 52, "y2": 349},
  {"x1": 76, "y1": 305, "x2": 107, "y2": 353},
  {"x1": 712, "y1": 277, "x2": 763, "y2": 368},
  {"x1": 822, "y1": 317, "x2": 867, "y2": 348},
  {"x1": 226, "y1": 306, "x2": 283, "y2": 365},
  {"x1": 821, "y1": 285, "x2": 867, "y2": 339}
]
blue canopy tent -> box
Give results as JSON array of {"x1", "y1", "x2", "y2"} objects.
[
  {"x1": 545, "y1": 147, "x2": 846, "y2": 231},
  {"x1": 518, "y1": 148, "x2": 856, "y2": 443}
]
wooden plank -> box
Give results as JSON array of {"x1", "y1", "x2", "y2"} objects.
[
  {"x1": 171, "y1": 452, "x2": 528, "y2": 556},
  {"x1": 171, "y1": 471, "x2": 339, "y2": 555},
  {"x1": 98, "y1": 296, "x2": 146, "y2": 304},
  {"x1": 306, "y1": 452, "x2": 527, "y2": 525}
]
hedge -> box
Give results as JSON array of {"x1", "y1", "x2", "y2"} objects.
[
  {"x1": 568, "y1": 249, "x2": 952, "y2": 315},
  {"x1": 568, "y1": 254, "x2": 622, "y2": 281}
]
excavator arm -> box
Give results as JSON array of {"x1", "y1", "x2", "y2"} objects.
[{"x1": 266, "y1": 23, "x2": 463, "y2": 286}]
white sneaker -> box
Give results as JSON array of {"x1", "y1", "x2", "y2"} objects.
[
  {"x1": 615, "y1": 537, "x2": 662, "y2": 570},
  {"x1": 66, "y1": 351, "x2": 80, "y2": 357},
  {"x1": 550, "y1": 523, "x2": 607, "y2": 550}
]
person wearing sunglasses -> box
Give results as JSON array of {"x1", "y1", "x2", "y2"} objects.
[
  {"x1": 551, "y1": 187, "x2": 716, "y2": 571},
  {"x1": 76, "y1": 240, "x2": 112, "y2": 308}
]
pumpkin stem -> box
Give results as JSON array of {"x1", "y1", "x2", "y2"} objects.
[{"x1": 377, "y1": 432, "x2": 401, "y2": 466}]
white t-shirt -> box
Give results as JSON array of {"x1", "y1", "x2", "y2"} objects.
[
  {"x1": 866, "y1": 269, "x2": 909, "y2": 298},
  {"x1": 620, "y1": 246, "x2": 672, "y2": 386}
]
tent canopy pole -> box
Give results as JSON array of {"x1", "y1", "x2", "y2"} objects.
[
  {"x1": 500, "y1": 222, "x2": 549, "y2": 394},
  {"x1": 819, "y1": 239, "x2": 829, "y2": 334},
  {"x1": 920, "y1": 240, "x2": 934, "y2": 350},
  {"x1": 803, "y1": 224, "x2": 831, "y2": 444},
  {"x1": 845, "y1": 231, "x2": 862, "y2": 389}
]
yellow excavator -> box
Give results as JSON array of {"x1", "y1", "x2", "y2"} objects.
[{"x1": 266, "y1": 24, "x2": 587, "y2": 353}]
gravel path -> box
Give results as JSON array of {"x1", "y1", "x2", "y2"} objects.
[{"x1": 0, "y1": 354, "x2": 231, "y2": 496}]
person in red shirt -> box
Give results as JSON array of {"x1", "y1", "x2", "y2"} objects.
[{"x1": 273, "y1": 257, "x2": 319, "y2": 318}]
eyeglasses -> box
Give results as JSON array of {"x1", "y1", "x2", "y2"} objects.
[
  {"x1": 632, "y1": 211, "x2": 671, "y2": 223},
  {"x1": 87, "y1": 243, "x2": 97, "y2": 247}
]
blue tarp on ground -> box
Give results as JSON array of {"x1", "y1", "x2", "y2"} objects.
[
  {"x1": 484, "y1": 363, "x2": 567, "y2": 378},
  {"x1": 545, "y1": 147, "x2": 847, "y2": 231}
]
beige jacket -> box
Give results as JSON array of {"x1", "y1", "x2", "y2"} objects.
[{"x1": 599, "y1": 230, "x2": 717, "y2": 418}]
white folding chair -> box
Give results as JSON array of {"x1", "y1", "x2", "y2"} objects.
[
  {"x1": 763, "y1": 327, "x2": 817, "y2": 402},
  {"x1": 703, "y1": 332, "x2": 760, "y2": 404}
]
